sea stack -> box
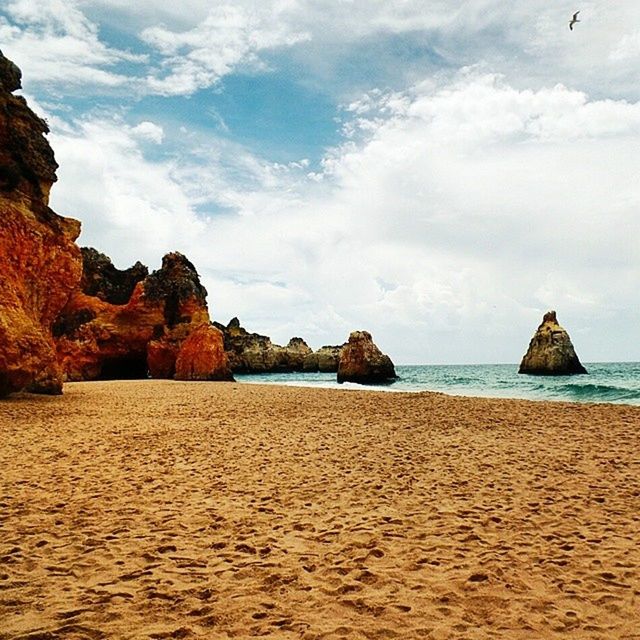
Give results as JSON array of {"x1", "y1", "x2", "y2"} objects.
[
  {"x1": 519, "y1": 311, "x2": 587, "y2": 376},
  {"x1": 337, "y1": 331, "x2": 396, "y2": 385}
]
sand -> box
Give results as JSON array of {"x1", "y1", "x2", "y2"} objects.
[{"x1": 1, "y1": 381, "x2": 639, "y2": 640}]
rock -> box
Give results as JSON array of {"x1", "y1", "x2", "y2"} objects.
[
  {"x1": 337, "y1": 331, "x2": 396, "y2": 385},
  {"x1": 283, "y1": 337, "x2": 313, "y2": 371},
  {"x1": 80, "y1": 247, "x2": 148, "y2": 304},
  {"x1": 174, "y1": 325, "x2": 234, "y2": 381},
  {"x1": 0, "y1": 51, "x2": 82, "y2": 396},
  {"x1": 519, "y1": 311, "x2": 587, "y2": 375},
  {"x1": 303, "y1": 345, "x2": 344, "y2": 372},
  {"x1": 54, "y1": 252, "x2": 211, "y2": 381},
  {"x1": 216, "y1": 318, "x2": 312, "y2": 373},
  {"x1": 0, "y1": 53, "x2": 21, "y2": 92}
]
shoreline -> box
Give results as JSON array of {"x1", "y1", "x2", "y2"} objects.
[{"x1": 2, "y1": 380, "x2": 639, "y2": 639}]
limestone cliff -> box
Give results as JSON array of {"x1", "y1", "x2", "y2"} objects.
[
  {"x1": 0, "y1": 51, "x2": 82, "y2": 396},
  {"x1": 519, "y1": 311, "x2": 587, "y2": 376}
]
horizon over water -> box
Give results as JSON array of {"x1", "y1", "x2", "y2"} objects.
[{"x1": 235, "y1": 362, "x2": 640, "y2": 406}]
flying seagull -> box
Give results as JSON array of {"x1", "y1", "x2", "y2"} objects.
[{"x1": 569, "y1": 11, "x2": 580, "y2": 30}]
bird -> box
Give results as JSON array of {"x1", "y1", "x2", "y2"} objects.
[{"x1": 569, "y1": 11, "x2": 580, "y2": 30}]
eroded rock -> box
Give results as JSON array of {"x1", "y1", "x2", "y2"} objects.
[
  {"x1": 215, "y1": 318, "x2": 312, "y2": 373},
  {"x1": 0, "y1": 50, "x2": 82, "y2": 396},
  {"x1": 303, "y1": 345, "x2": 344, "y2": 372},
  {"x1": 337, "y1": 331, "x2": 396, "y2": 385},
  {"x1": 519, "y1": 311, "x2": 587, "y2": 376},
  {"x1": 55, "y1": 252, "x2": 211, "y2": 380},
  {"x1": 174, "y1": 324, "x2": 233, "y2": 381}
]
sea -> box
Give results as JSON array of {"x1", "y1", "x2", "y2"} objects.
[{"x1": 235, "y1": 362, "x2": 640, "y2": 405}]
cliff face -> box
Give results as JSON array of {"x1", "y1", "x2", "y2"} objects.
[
  {"x1": 337, "y1": 331, "x2": 396, "y2": 385},
  {"x1": 0, "y1": 51, "x2": 82, "y2": 396},
  {"x1": 214, "y1": 317, "x2": 312, "y2": 373},
  {"x1": 174, "y1": 324, "x2": 233, "y2": 381},
  {"x1": 54, "y1": 251, "x2": 226, "y2": 381},
  {"x1": 303, "y1": 345, "x2": 344, "y2": 372},
  {"x1": 519, "y1": 311, "x2": 587, "y2": 376}
]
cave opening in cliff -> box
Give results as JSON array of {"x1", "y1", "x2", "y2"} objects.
[{"x1": 99, "y1": 355, "x2": 149, "y2": 380}]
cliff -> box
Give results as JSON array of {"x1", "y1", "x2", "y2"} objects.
[
  {"x1": 303, "y1": 345, "x2": 344, "y2": 372},
  {"x1": 214, "y1": 317, "x2": 312, "y2": 373},
  {"x1": 0, "y1": 51, "x2": 82, "y2": 396},
  {"x1": 55, "y1": 251, "x2": 232, "y2": 381}
]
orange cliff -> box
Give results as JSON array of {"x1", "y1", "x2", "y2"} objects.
[
  {"x1": 0, "y1": 51, "x2": 82, "y2": 396},
  {"x1": 55, "y1": 250, "x2": 233, "y2": 382}
]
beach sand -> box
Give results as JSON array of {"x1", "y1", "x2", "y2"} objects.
[{"x1": 1, "y1": 381, "x2": 639, "y2": 639}]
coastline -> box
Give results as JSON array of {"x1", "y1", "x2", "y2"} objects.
[
  {"x1": 1, "y1": 380, "x2": 639, "y2": 639},
  {"x1": 235, "y1": 361, "x2": 640, "y2": 405}
]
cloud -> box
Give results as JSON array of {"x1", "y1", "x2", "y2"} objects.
[
  {"x1": 5, "y1": 0, "x2": 640, "y2": 102},
  {"x1": 140, "y1": 5, "x2": 309, "y2": 95},
  {"x1": 45, "y1": 70, "x2": 640, "y2": 362},
  {"x1": 130, "y1": 121, "x2": 164, "y2": 144},
  {"x1": 0, "y1": 0, "x2": 142, "y2": 90}
]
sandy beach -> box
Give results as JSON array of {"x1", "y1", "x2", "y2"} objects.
[{"x1": 1, "y1": 381, "x2": 639, "y2": 639}]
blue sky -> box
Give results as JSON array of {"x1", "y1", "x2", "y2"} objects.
[{"x1": 2, "y1": 1, "x2": 640, "y2": 363}]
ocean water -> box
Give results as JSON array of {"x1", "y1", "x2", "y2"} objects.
[{"x1": 234, "y1": 362, "x2": 640, "y2": 405}]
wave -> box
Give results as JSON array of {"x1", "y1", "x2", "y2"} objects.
[{"x1": 552, "y1": 382, "x2": 640, "y2": 403}]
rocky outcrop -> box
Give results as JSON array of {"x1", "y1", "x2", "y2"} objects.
[
  {"x1": 0, "y1": 51, "x2": 82, "y2": 396},
  {"x1": 337, "y1": 331, "x2": 396, "y2": 385},
  {"x1": 55, "y1": 252, "x2": 214, "y2": 381},
  {"x1": 175, "y1": 324, "x2": 233, "y2": 381},
  {"x1": 80, "y1": 247, "x2": 148, "y2": 304},
  {"x1": 303, "y1": 345, "x2": 344, "y2": 372},
  {"x1": 214, "y1": 318, "x2": 312, "y2": 373},
  {"x1": 519, "y1": 311, "x2": 587, "y2": 376}
]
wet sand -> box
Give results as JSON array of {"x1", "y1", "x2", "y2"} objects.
[{"x1": 1, "y1": 380, "x2": 639, "y2": 639}]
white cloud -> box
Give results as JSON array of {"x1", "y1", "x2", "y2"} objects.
[
  {"x1": 0, "y1": 0, "x2": 142, "y2": 89},
  {"x1": 140, "y1": 5, "x2": 309, "y2": 95},
  {"x1": 4, "y1": 0, "x2": 640, "y2": 101},
  {"x1": 45, "y1": 71, "x2": 640, "y2": 362},
  {"x1": 7, "y1": 0, "x2": 638, "y2": 362},
  {"x1": 130, "y1": 121, "x2": 164, "y2": 143}
]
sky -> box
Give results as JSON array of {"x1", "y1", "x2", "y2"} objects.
[{"x1": 2, "y1": 0, "x2": 639, "y2": 364}]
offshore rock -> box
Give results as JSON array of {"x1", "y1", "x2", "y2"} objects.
[
  {"x1": 303, "y1": 345, "x2": 344, "y2": 372},
  {"x1": 215, "y1": 318, "x2": 312, "y2": 373},
  {"x1": 519, "y1": 311, "x2": 587, "y2": 376},
  {"x1": 175, "y1": 324, "x2": 233, "y2": 381},
  {"x1": 337, "y1": 331, "x2": 396, "y2": 385},
  {"x1": 55, "y1": 252, "x2": 210, "y2": 381},
  {"x1": 0, "y1": 50, "x2": 82, "y2": 396}
]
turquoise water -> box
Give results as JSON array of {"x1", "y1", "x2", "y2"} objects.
[{"x1": 234, "y1": 362, "x2": 640, "y2": 405}]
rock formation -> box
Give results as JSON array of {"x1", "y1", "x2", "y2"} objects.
[
  {"x1": 337, "y1": 331, "x2": 397, "y2": 385},
  {"x1": 303, "y1": 345, "x2": 344, "y2": 372},
  {"x1": 55, "y1": 251, "x2": 232, "y2": 381},
  {"x1": 214, "y1": 318, "x2": 312, "y2": 373},
  {"x1": 80, "y1": 247, "x2": 148, "y2": 304},
  {"x1": 0, "y1": 51, "x2": 82, "y2": 396},
  {"x1": 519, "y1": 311, "x2": 587, "y2": 375},
  {"x1": 175, "y1": 324, "x2": 233, "y2": 381}
]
